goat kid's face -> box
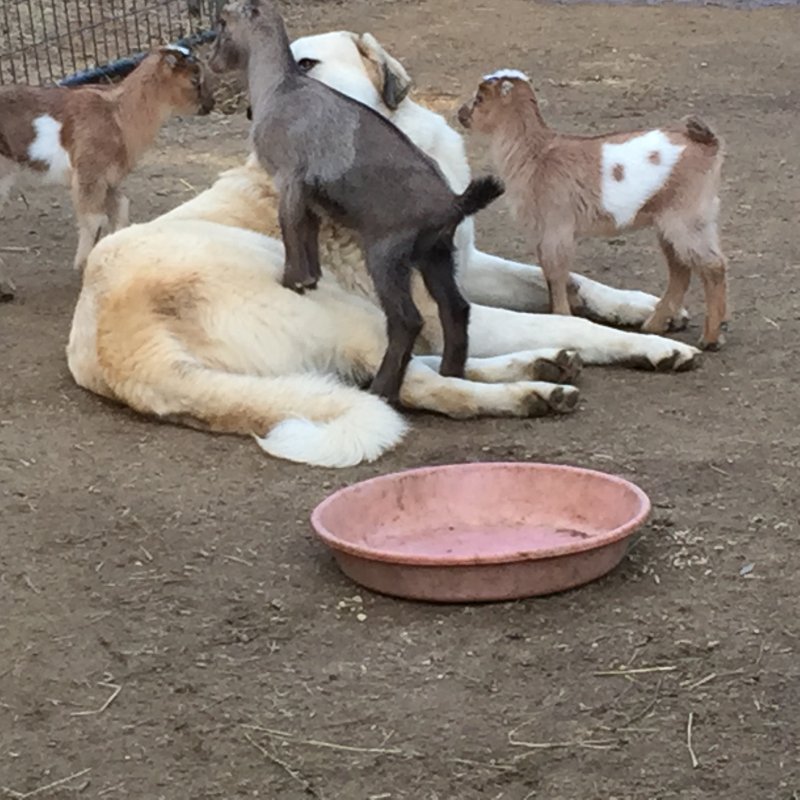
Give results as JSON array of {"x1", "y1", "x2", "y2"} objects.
[
  {"x1": 159, "y1": 47, "x2": 215, "y2": 115},
  {"x1": 209, "y1": 0, "x2": 281, "y2": 74},
  {"x1": 457, "y1": 77, "x2": 527, "y2": 134},
  {"x1": 208, "y1": 2, "x2": 253, "y2": 74}
]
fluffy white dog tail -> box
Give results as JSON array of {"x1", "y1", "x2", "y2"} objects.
[{"x1": 255, "y1": 376, "x2": 408, "y2": 468}]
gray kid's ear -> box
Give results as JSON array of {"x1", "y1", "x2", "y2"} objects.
[
  {"x1": 355, "y1": 32, "x2": 412, "y2": 110},
  {"x1": 500, "y1": 80, "x2": 514, "y2": 97}
]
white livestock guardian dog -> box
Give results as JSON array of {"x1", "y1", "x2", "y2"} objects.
[{"x1": 67, "y1": 31, "x2": 700, "y2": 468}]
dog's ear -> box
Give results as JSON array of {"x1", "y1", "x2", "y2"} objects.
[{"x1": 355, "y1": 32, "x2": 412, "y2": 110}]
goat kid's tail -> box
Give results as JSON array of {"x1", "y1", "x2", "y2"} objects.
[
  {"x1": 684, "y1": 116, "x2": 721, "y2": 150},
  {"x1": 455, "y1": 175, "x2": 505, "y2": 218}
]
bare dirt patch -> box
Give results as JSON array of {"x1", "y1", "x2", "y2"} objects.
[{"x1": 1, "y1": 1, "x2": 798, "y2": 798}]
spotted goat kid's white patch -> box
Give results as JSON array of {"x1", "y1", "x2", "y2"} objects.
[
  {"x1": 164, "y1": 44, "x2": 192, "y2": 57},
  {"x1": 28, "y1": 114, "x2": 73, "y2": 184},
  {"x1": 600, "y1": 130, "x2": 684, "y2": 228}
]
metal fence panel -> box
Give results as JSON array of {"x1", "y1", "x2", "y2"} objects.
[{"x1": 0, "y1": 0, "x2": 218, "y2": 86}]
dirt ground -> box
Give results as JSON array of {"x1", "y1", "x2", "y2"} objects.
[{"x1": 1, "y1": 0, "x2": 798, "y2": 797}]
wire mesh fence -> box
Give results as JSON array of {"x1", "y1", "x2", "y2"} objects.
[{"x1": 0, "y1": 0, "x2": 220, "y2": 87}]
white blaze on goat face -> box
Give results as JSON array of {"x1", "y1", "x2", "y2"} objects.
[
  {"x1": 28, "y1": 114, "x2": 73, "y2": 185},
  {"x1": 482, "y1": 68, "x2": 530, "y2": 83},
  {"x1": 164, "y1": 44, "x2": 192, "y2": 57},
  {"x1": 600, "y1": 130, "x2": 685, "y2": 228}
]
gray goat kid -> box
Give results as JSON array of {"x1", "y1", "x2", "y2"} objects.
[{"x1": 208, "y1": 0, "x2": 504, "y2": 403}]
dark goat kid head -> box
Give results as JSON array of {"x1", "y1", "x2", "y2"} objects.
[
  {"x1": 208, "y1": 0, "x2": 289, "y2": 74},
  {"x1": 208, "y1": 0, "x2": 258, "y2": 73}
]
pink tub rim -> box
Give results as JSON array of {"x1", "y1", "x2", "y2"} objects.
[{"x1": 310, "y1": 461, "x2": 651, "y2": 567}]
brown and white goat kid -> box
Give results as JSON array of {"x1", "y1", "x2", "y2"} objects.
[
  {"x1": 458, "y1": 70, "x2": 729, "y2": 349},
  {"x1": 0, "y1": 46, "x2": 214, "y2": 271}
]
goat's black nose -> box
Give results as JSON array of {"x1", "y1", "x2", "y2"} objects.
[{"x1": 457, "y1": 104, "x2": 471, "y2": 128}]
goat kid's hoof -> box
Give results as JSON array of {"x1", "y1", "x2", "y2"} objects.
[
  {"x1": 700, "y1": 322, "x2": 728, "y2": 351},
  {"x1": 283, "y1": 280, "x2": 318, "y2": 295},
  {"x1": 379, "y1": 392, "x2": 404, "y2": 410},
  {"x1": 642, "y1": 309, "x2": 691, "y2": 336},
  {"x1": 668, "y1": 308, "x2": 690, "y2": 332},
  {"x1": 368, "y1": 379, "x2": 402, "y2": 407},
  {"x1": 699, "y1": 336, "x2": 725, "y2": 352}
]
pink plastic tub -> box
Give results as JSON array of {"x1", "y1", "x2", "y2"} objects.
[{"x1": 310, "y1": 462, "x2": 651, "y2": 602}]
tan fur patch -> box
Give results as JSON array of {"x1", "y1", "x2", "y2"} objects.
[
  {"x1": 612, "y1": 163, "x2": 625, "y2": 181},
  {"x1": 360, "y1": 56, "x2": 383, "y2": 93},
  {"x1": 415, "y1": 91, "x2": 462, "y2": 114},
  {"x1": 151, "y1": 279, "x2": 200, "y2": 318}
]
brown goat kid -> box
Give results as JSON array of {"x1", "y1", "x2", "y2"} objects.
[
  {"x1": 458, "y1": 70, "x2": 729, "y2": 349},
  {"x1": 0, "y1": 46, "x2": 214, "y2": 271}
]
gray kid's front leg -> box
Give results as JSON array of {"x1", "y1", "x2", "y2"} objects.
[
  {"x1": 279, "y1": 181, "x2": 320, "y2": 293},
  {"x1": 302, "y1": 209, "x2": 322, "y2": 285}
]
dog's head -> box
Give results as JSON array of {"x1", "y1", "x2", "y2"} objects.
[{"x1": 289, "y1": 31, "x2": 412, "y2": 114}]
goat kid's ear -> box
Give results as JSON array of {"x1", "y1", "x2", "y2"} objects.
[{"x1": 357, "y1": 32, "x2": 412, "y2": 110}]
